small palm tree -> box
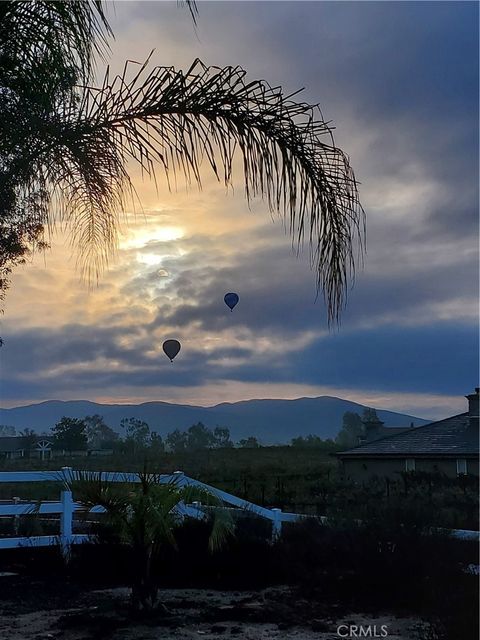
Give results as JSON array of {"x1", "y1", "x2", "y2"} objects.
[
  {"x1": 67, "y1": 470, "x2": 233, "y2": 611},
  {"x1": 0, "y1": 0, "x2": 364, "y2": 324}
]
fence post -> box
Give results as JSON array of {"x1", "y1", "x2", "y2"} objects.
[
  {"x1": 12, "y1": 497, "x2": 20, "y2": 535},
  {"x1": 271, "y1": 508, "x2": 282, "y2": 541},
  {"x1": 61, "y1": 466, "x2": 73, "y2": 484},
  {"x1": 60, "y1": 490, "x2": 73, "y2": 561}
]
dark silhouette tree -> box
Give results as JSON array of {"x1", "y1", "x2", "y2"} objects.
[
  {"x1": 0, "y1": 424, "x2": 15, "y2": 436},
  {"x1": 65, "y1": 470, "x2": 233, "y2": 611},
  {"x1": 51, "y1": 416, "x2": 88, "y2": 452},
  {"x1": 362, "y1": 407, "x2": 381, "y2": 422},
  {"x1": 0, "y1": 0, "x2": 364, "y2": 325},
  {"x1": 84, "y1": 414, "x2": 118, "y2": 449},
  {"x1": 238, "y1": 436, "x2": 260, "y2": 448},
  {"x1": 149, "y1": 431, "x2": 165, "y2": 455},
  {"x1": 212, "y1": 426, "x2": 234, "y2": 449},
  {"x1": 336, "y1": 411, "x2": 364, "y2": 448},
  {"x1": 291, "y1": 434, "x2": 336, "y2": 449},
  {"x1": 185, "y1": 422, "x2": 215, "y2": 451},
  {"x1": 165, "y1": 428, "x2": 188, "y2": 453},
  {"x1": 120, "y1": 417, "x2": 150, "y2": 455}
]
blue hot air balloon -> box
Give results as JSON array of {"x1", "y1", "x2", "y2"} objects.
[
  {"x1": 163, "y1": 339, "x2": 181, "y2": 362},
  {"x1": 224, "y1": 292, "x2": 239, "y2": 311}
]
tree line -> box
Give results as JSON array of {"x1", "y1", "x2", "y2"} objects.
[
  {"x1": 30, "y1": 415, "x2": 266, "y2": 454},
  {"x1": 4, "y1": 413, "x2": 355, "y2": 455},
  {"x1": 2, "y1": 409, "x2": 379, "y2": 454}
]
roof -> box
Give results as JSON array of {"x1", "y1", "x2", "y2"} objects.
[
  {"x1": 0, "y1": 436, "x2": 53, "y2": 452},
  {"x1": 337, "y1": 413, "x2": 479, "y2": 457},
  {"x1": 360, "y1": 425, "x2": 413, "y2": 443},
  {"x1": 384, "y1": 427, "x2": 413, "y2": 434},
  {"x1": 0, "y1": 436, "x2": 26, "y2": 452}
]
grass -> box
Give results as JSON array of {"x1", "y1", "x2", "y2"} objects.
[
  {"x1": 0, "y1": 446, "x2": 336, "y2": 510},
  {"x1": 0, "y1": 447, "x2": 477, "y2": 528}
]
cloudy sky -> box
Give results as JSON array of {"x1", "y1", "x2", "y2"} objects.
[{"x1": 1, "y1": 1, "x2": 478, "y2": 419}]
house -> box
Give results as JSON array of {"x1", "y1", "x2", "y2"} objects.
[
  {"x1": 337, "y1": 388, "x2": 479, "y2": 481},
  {"x1": 0, "y1": 436, "x2": 53, "y2": 460},
  {"x1": 0, "y1": 436, "x2": 27, "y2": 459},
  {"x1": 0, "y1": 436, "x2": 114, "y2": 460}
]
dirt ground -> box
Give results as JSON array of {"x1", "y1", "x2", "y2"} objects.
[{"x1": 0, "y1": 578, "x2": 436, "y2": 640}]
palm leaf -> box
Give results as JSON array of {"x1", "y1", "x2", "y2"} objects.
[
  {"x1": 67, "y1": 470, "x2": 233, "y2": 551},
  {"x1": 0, "y1": 0, "x2": 112, "y2": 299},
  {"x1": 53, "y1": 59, "x2": 364, "y2": 322},
  {"x1": 177, "y1": 0, "x2": 198, "y2": 26},
  {"x1": 0, "y1": 0, "x2": 111, "y2": 84},
  {"x1": 1, "y1": 1, "x2": 363, "y2": 322}
]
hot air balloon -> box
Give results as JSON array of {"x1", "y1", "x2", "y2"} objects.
[
  {"x1": 163, "y1": 339, "x2": 181, "y2": 362},
  {"x1": 224, "y1": 292, "x2": 239, "y2": 311}
]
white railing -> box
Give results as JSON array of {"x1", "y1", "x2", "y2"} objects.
[
  {"x1": 0, "y1": 490, "x2": 90, "y2": 555},
  {"x1": 0, "y1": 467, "x2": 477, "y2": 558},
  {"x1": 0, "y1": 467, "x2": 311, "y2": 555}
]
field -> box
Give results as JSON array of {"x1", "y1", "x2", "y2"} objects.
[
  {"x1": 0, "y1": 447, "x2": 336, "y2": 512},
  {"x1": 0, "y1": 448, "x2": 478, "y2": 640},
  {"x1": 0, "y1": 446, "x2": 478, "y2": 530}
]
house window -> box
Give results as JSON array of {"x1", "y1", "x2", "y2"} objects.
[
  {"x1": 405, "y1": 458, "x2": 416, "y2": 472},
  {"x1": 456, "y1": 459, "x2": 467, "y2": 476}
]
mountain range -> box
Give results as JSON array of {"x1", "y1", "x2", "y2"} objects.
[{"x1": 0, "y1": 397, "x2": 430, "y2": 444}]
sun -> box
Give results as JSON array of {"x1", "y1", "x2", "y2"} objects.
[
  {"x1": 119, "y1": 225, "x2": 185, "y2": 250},
  {"x1": 136, "y1": 253, "x2": 164, "y2": 266}
]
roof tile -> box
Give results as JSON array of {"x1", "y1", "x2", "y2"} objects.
[{"x1": 338, "y1": 413, "x2": 479, "y2": 456}]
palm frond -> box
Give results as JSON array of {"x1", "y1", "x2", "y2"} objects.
[
  {"x1": 177, "y1": 0, "x2": 198, "y2": 26},
  {"x1": 2, "y1": 25, "x2": 364, "y2": 322},
  {"x1": 176, "y1": 483, "x2": 234, "y2": 550},
  {"x1": 63, "y1": 470, "x2": 131, "y2": 512},
  {"x1": 0, "y1": 0, "x2": 112, "y2": 295},
  {"x1": 0, "y1": 0, "x2": 111, "y2": 85},
  {"x1": 67, "y1": 470, "x2": 233, "y2": 552},
  {"x1": 206, "y1": 506, "x2": 235, "y2": 552},
  {"x1": 74, "y1": 59, "x2": 364, "y2": 323}
]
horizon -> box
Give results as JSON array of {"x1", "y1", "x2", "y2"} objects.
[
  {"x1": 1, "y1": 390, "x2": 473, "y2": 422},
  {"x1": 0, "y1": 2, "x2": 478, "y2": 422}
]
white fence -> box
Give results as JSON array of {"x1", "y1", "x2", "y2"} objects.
[
  {"x1": 0, "y1": 467, "x2": 477, "y2": 558},
  {"x1": 0, "y1": 467, "x2": 309, "y2": 555}
]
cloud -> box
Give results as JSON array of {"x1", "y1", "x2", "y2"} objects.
[{"x1": 0, "y1": 1, "x2": 477, "y2": 414}]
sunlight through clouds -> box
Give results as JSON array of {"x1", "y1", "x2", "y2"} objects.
[
  {"x1": 119, "y1": 224, "x2": 185, "y2": 250},
  {"x1": 1, "y1": 2, "x2": 477, "y2": 417}
]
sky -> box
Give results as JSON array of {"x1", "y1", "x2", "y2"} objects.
[{"x1": 0, "y1": 1, "x2": 478, "y2": 419}]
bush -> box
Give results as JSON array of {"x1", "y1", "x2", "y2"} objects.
[{"x1": 277, "y1": 519, "x2": 478, "y2": 639}]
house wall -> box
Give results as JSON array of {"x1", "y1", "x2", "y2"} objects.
[
  {"x1": 29, "y1": 450, "x2": 53, "y2": 460},
  {"x1": 53, "y1": 450, "x2": 89, "y2": 457},
  {"x1": 340, "y1": 457, "x2": 479, "y2": 481},
  {"x1": 1, "y1": 450, "x2": 25, "y2": 460}
]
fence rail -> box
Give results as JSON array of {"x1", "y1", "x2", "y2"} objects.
[
  {"x1": 0, "y1": 467, "x2": 477, "y2": 557},
  {"x1": 0, "y1": 467, "x2": 312, "y2": 554}
]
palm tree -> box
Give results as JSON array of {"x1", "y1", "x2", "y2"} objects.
[
  {"x1": 0, "y1": 0, "x2": 364, "y2": 324},
  {"x1": 67, "y1": 470, "x2": 233, "y2": 611}
]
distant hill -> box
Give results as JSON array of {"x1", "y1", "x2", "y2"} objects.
[{"x1": 0, "y1": 397, "x2": 430, "y2": 444}]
